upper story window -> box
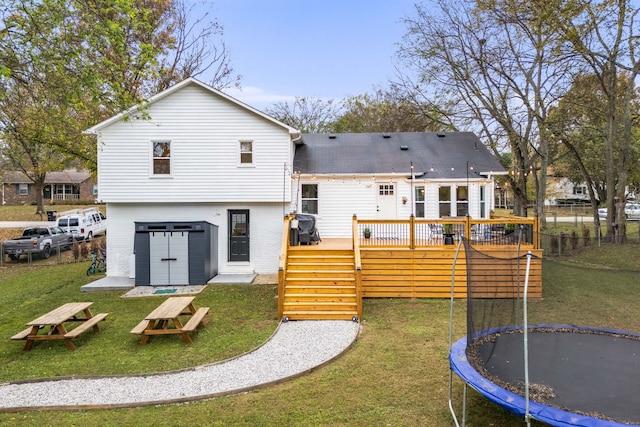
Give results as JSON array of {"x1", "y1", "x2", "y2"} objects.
[
  {"x1": 239, "y1": 140, "x2": 253, "y2": 165},
  {"x1": 301, "y1": 184, "x2": 318, "y2": 214},
  {"x1": 18, "y1": 183, "x2": 29, "y2": 195},
  {"x1": 152, "y1": 141, "x2": 171, "y2": 175}
]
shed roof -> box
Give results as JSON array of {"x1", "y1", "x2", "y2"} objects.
[{"x1": 293, "y1": 132, "x2": 506, "y2": 179}]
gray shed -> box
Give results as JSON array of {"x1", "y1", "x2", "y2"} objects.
[{"x1": 134, "y1": 221, "x2": 218, "y2": 286}]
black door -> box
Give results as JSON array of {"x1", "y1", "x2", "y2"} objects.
[{"x1": 229, "y1": 210, "x2": 249, "y2": 261}]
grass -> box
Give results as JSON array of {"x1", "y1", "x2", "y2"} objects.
[
  {"x1": 0, "y1": 244, "x2": 639, "y2": 426},
  {"x1": 2, "y1": 205, "x2": 640, "y2": 425}
]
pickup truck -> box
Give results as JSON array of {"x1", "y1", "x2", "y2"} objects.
[{"x1": 2, "y1": 226, "x2": 73, "y2": 261}]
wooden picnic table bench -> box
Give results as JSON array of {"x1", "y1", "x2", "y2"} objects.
[
  {"x1": 11, "y1": 302, "x2": 108, "y2": 351},
  {"x1": 130, "y1": 296, "x2": 209, "y2": 345}
]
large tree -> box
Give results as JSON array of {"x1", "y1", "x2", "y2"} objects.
[
  {"x1": 551, "y1": 0, "x2": 640, "y2": 241},
  {"x1": 398, "y1": 0, "x2": 575, "y2": 218},
  {"x1": 0, "y1": 0, "x2": 237, "y2": 212}
]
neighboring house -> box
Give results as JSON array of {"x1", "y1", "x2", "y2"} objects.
[
  {"x1": 1, "y1": 170, "x2": 96, "y2": 206},
  {"x1": 292, "y1": 132, "x2": 506, "y2": 237},
  {"x1": 86, "y1": 78, "x2": 506, "y2": 283}
]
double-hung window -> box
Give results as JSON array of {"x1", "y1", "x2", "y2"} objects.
[
  {"x1": 415, "y1": 186, "x2": 425, "y2": 217},
  {"x1": 239, "y1": 140, "x2": 253, "y2": 165},
  {"x1": 152, "y1": 141, "x2": 171, "y2": 175},
  {"x1": 301, "y1": 184, "x2": 318, "y2": 214},
  {"x1": 18, "y1": 183, "x2": 29, "y2": 195}
]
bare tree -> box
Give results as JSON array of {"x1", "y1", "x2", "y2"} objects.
[
  {"x1": 151, "y1": 0, "x2": 240, "y2": 93},
  {"x1": 398, "y1": 0, "x2": 575, "y2": 218},
  {"x1": 265, "y1": 97, "x2": 341, "y2": 133}
]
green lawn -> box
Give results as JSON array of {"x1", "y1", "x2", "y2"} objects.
[{"x1": 0, "y1": 244, "x2": 639, "y2": 426}]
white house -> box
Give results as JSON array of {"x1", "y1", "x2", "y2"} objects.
[
  {"x1": 291, "y1": 132, "x2": 506, "y2": 237},
  {"x1": 85, "y1": 78, "x2": 300, "y2": 281},
  {"x1": 86, "y1": 79, "x2": 506, "y2": 284}
]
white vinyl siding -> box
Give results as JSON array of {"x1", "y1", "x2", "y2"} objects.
[{"x1": 97, "y1": 84, "x2": 293, "y2": 203}]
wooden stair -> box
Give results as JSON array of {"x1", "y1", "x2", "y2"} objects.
[{"x1": 282, "y1": 247, "x2": 359, "y2": 321}]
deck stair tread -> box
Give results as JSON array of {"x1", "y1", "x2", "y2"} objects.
[{"x1": 282, "y1": 247, "x2": 359, "y2": 321}]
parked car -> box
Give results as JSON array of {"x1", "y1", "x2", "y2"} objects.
[
  {"x1": 56, "y1": 208, "x2": 107, "y2": 241},
  {"x1": 598, "y1": 202, "x2": 640, "y2": 221},
  {"x1": 2, "y1": 226, "x2": 73, "y2": 261}
]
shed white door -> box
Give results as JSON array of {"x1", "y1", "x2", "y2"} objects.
[
  {"x1": 376, "y1": 183, "x2": 397, "y2": 219},
  {"x1": 149, "y1": 231, "x2": 189, "y2": 285}
]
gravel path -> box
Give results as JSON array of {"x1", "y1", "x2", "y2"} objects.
[{"x1": 0, "y1": 320, "x2": 360, "y2": 411}]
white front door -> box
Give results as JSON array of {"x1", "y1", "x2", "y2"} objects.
[{"x1": 376, "y1": 183, "x2": 397, "y2": 219}]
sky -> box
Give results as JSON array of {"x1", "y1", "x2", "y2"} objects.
[{"x1": 207, "y1": 0, "x2": 418, "y2": 110}]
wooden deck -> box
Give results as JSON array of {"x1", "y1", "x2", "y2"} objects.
[{"x1": 278, "y1": 216, "x2": 543, "y2": 321}]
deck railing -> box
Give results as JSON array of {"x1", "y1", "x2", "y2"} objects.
[{"x1": 354, "y1": 215, "x2": 540, "y2": 249}]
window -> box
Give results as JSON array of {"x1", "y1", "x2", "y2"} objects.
[
  {"x1": 301, "y1": 184, "x2": 318, "y2": 214},
  {"x1": 573, "y1": 186, "x2": 586, "y2": 195},
  {"x1": 456, "y1": 185, "x2": 468, "y2": 216},
  {"x1": 480, "y1": 186, "x2": 487, "y2": 218},
  {"x1": 239, "y1": 140, "x2": 253, "y2": 165},
  {"x1": 152, "y1": 141, "x2": 171, "y2": 175},
  {"x1": 439, "y1": 186, "x2": 451, "y2": 217},
  {"x1": 18, "y1": 183, "x2": 29, "y2": 196},
  {"x1": 379, "y1": 184, "x2": 394, "y2": 195},
  {"x1": 415, "y1": 186, "x2": 425, "y2": 218}
]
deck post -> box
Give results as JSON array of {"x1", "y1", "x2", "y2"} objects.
[
  {"x1": 409, "y1": 214, "x2": 416, "y2": 249},
  {"x1": 353, "y1": 214, "x2": 363, "y2": 320},
  {"x1": 277, "y1": 215, "x2": 291, "y2": 320}
]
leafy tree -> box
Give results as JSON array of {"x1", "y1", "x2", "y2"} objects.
[
  {"x1": 0, "y1": 0, "x2": 237, "y2": 212},
  {"x1": 550, "y1": 0, "x2": 640, "y2": 241},
  {"x1": 548, "y1": 73, "x2": 640, "y2": 228},
  {"x1": 331, "y1": 88, "x2": 454, "y2": 133}
]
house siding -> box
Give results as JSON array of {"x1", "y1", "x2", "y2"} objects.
[
  {"x1": 292, "y1": 177, "x2": 496, "y2": 238},
  {"x1": 106, "y1": 202, "x2": 284, "y2": 277},
  {"x1": 97, "y1": 84, "x2": 293, "y2": 203}
]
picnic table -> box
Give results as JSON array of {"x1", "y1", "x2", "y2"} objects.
[
  {"x1": 11, "y1": 302, "x2": 108, "y2": 351},
  {"x1": 130, "y1": 296, "x2": 209, "y2": 345}
]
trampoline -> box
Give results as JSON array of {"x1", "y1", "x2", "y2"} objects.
[
  {"x1": 448, "y1": 237, "x2": 640, "y2": 426},
  {"x1": 450, "y1": 325, "x2": 640, "y2": 426}
]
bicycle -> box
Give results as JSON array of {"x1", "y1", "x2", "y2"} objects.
[{"x1": 86, "y1": 249, "x2": 106, "y2": 275}]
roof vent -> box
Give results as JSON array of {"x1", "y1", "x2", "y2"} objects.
[
  {"x1": 382, "y1": 133, "x2": 391, "y2": 139},
  {"x1": 437, "y1": 133, "x2": 446, "y2": 137},
  {"x1": 328, "y1": 134, "x2": 337, "y2": 139},
  {"x1": 400, "y1": 145, "x2": 409, "y2": 151}
]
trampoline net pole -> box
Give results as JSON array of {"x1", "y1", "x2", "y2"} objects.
[{"x1": 448, "y1": 238, "x2": 465, "y2": 427}]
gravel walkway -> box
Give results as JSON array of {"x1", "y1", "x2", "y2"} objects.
[{"x1": 0, "y1": 320, "x2": 360, "y2": 411}]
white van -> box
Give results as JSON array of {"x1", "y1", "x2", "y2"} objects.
[{"x1": 56, "y1": 208, "x2": 107, "y2": 241}]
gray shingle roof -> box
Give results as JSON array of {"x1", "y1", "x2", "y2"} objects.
[
  {"x1": 1, "y1": 170, "x2": 91, "y2": 184},
  {"x1": 293, "y1": 132, "x2": 505, "y2": 179}
]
